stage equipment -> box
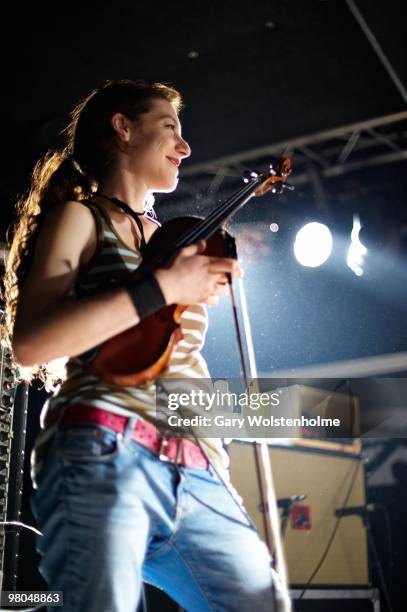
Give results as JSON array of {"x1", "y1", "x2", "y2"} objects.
[
  {"x1": 293, "y1": 222, "x2": 333, "y2": 268},
  {"x1": 246, "y1": 382, "x2": 361, "y2": 455},
  {"x1": 229, "y1": 439, "x2": 369, "y2": 586},
  {"x1": 0, "y1": 339, "x2": 29, "y2": 591}
]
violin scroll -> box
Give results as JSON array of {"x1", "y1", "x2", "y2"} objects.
[{"x1": 245, "y1": 157, "x2": 293, "y2": 197}]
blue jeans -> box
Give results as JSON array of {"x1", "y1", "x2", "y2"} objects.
[{"x1": 31, "y1": 421, "x2": 283, "y2": 611}]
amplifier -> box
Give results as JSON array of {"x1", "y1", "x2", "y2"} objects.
[
  {"x1": 243, "y1": 382, "x2": 361, "y2": 455},
  {"x1": 228, "y1": 440, "x2": 369, "y2": 586}
]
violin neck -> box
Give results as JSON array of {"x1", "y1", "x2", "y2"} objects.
[
  {"x1": 174, "y1": 174, "x2": 264, "y2": 249},
  {"x1": 141, "y1": 172, "x2": 266, "y2": 273}
]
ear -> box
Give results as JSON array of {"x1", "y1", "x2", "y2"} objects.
[{"x1": 110, "y1": 112, "x2": 132, "y2": 143}]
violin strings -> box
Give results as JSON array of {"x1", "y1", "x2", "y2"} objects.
[
  {"x1": 142, "y1": 174, "x2": 264, "y2": 272},
  {"x1": 175, "y1": 176, "x2": 263, "y2": 248}
]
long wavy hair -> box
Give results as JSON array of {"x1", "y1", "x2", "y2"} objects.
[{"x1": 1, "y1": 79, "x2": 182, "y2": 388}]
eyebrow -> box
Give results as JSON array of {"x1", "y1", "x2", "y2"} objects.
[{"x1": 157, "y1": 114, "x2": 180, "y2": 126}]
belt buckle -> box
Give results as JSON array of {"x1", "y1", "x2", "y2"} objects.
[{"x1": 158, "y1": 434, "x2": 184, "y2": 464}]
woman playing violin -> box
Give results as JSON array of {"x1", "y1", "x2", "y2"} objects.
[{"x1": 2, "y1": 79, "x2": 282, "y2": 611}]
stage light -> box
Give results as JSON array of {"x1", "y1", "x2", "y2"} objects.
[
  {"x1": 347, "y1": 214, "x2": 368, "y2": 276},
  {"x1": 269, "y1": 223, "x2": 279, "y2": 233},
  {"x1": 293, "y1": 222, "x2": 333, "y2": 268}
]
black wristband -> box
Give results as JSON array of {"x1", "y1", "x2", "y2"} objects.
[{"x1": 126, "y1": 272, "x2": 166, "y2": 319}]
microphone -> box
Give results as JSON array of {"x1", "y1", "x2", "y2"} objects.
[
  {"x1": 277, "y1": 495, "x2": 306, "y2": 509},
  {"x1": 335, "y1": 503, "x2": 376, "y2": 518},
  {"x1": 259, "y1": 495, "x2": 307, "y2": 514}
]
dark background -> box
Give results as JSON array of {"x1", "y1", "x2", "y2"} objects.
[{"x1": 1, "y1": 1, "x2": 406, "y2": 610}]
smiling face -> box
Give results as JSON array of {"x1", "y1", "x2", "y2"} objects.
[{"x1": 123, "y1": 97, "x2": 191, "y2": 193}]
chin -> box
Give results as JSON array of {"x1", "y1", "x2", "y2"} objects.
[{"x1": 155, "y1": 178, "x2": 179, "y2": 193}]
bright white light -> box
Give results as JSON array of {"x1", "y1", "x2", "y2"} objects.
[
  {"x1": 347, "y1": 214, "x2": 368, "y2": 276},
  {"x1": 269, "y1": 223, "x2": 279, "y2": 232},
  {"x1": 293, "y1": 222, "x2": 333, "y2": 267}
]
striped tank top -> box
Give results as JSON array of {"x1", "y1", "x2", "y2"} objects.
[{"x1": 30, "y1": 199, "x2": 229, "y2": 487}]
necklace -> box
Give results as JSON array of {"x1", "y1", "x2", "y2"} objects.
[{"x1": 97, "y1": 193, "x2": 147, "y2": 250}]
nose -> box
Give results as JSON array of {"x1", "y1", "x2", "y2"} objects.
[{"x1": 175, "y1": 135, "x2": 191, "y2": 159}]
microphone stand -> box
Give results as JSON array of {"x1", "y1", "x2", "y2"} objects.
[{"x1": 338, "y1": 506, "x2": 393, "y2": 612}]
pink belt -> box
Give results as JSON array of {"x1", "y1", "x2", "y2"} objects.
[{"x1": 60, "y1": 404, "x2": 208, "y2": 470}]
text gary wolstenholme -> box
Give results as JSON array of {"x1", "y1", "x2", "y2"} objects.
[{"x1": 166, "y1": 413, "x2": 341, "y2": 430}]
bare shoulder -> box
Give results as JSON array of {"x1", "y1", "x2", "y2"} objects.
[
  {"x1": 45, "y1": 199, "x2": 96, "y2": 234},
  {"x1": 34, "y1": 199, "x2": 97, "y2": 267},
  {"x1": 16, "y1": 200, "x2": 97, "y2": 317}
]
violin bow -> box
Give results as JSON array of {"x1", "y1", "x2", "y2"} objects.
[{"x1": 226, "y1": 161, "x2": 293, "y2": 612}]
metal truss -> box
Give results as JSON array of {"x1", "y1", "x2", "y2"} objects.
[
  {"x1": 170, "y1": 111, "x2": 407, "y2": 210},
  {"x1": 176, "y1": 0, "x2": 407, "y2": 210}
]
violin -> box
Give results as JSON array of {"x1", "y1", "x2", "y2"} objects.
[{"x1": 89, "y1": 157, "x2": 292, "y2": 386}]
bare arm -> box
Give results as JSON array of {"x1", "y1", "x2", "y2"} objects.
[
  {"x1": 13, "y1": 201, "x2": 143, "y2": 366},
  {"x1": 13, "y1": 201, "x2": 240, "y2": 366}
]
